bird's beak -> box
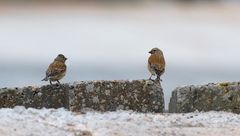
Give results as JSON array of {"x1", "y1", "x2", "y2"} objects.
[
  {"x1": 149, "y1": 51, "x2": 152, "y2": 54},
  {"x1": 65, "y1": 58, "x2": 68, "y2": 60}
]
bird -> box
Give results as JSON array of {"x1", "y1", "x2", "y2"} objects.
[
  {"x1": 42, "y1": 54, "x2": 67, "y2": 85},
  {"x1": 148, "y1": 48, "x2": 165, "y2": 82}
]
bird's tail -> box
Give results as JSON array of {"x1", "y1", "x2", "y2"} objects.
[{"x1": 41, "y1": 76, "x2": 49, "y2": 81}]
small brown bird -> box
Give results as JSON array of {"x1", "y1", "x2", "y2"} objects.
[
  {"x1": 42, "y1": 54, "x2": 67, "y2": 85},
  {"x1": 148, "y1": 48, "x2": 165, "y2": 82}
]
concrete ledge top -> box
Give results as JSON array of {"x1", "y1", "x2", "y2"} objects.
[{"x1": 0, "y1": 80, "x2": 165, "y2": 113}]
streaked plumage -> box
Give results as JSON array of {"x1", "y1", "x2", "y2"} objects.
[
  {"x1": 148, "y1": 48, "x2": 165, "y2": 82},
  {"x1": 42, "y1": 54, "x2": 67, "y2": 85}
]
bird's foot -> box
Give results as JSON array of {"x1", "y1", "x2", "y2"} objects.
[
  {"x1": 56, "y1": 81, "x2": 64, "y2": 88},
  {"x1": 56, "y1": 83, "x2": 62, "y2": 88},
  {"x1": 148, "y1": 78, "x2": 155, "y2": 81},
  {"x1": 155, "y1": 78, "x2": 162, "y2": 82}
]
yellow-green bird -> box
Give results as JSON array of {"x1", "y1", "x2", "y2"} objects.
[
  {"x1": 42, "y1": 54, "x2": 67, "y2": 85},
  {"x1": 148, "y1": 48, "x2": 165, "y2": 82}
]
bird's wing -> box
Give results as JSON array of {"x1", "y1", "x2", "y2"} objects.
[
  {"x1": 46, "y1": 61, "x2": 67, "y2": 77},
  {"x1": 148, "y1": 54, "x2": 165, "y2": 71}
]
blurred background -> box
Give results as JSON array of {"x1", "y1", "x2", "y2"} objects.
[{"x1": 0, "y1": 0, "x2": 240, "y2": 109}]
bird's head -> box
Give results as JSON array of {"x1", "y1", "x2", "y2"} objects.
[
  {"x1": 55, "y1": 54, "x2": 67, "y2": 62},
  {"x1": 149, "y1": 48, "x2": 163, "y2": 55}
]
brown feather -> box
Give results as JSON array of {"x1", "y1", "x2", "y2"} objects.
[
  {"x1": 148, "y1": 53, "x2": 165, "y2": 72},
  {"x1": 46, "y1": 60, "x2": 67, "y2": 81}
]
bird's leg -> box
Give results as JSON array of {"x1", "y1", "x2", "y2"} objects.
[
  {"x1": 156, "y1": 75, "x2": 162, "y2": 82},
  {"x1": 149, "y1": 74, "x2": 154, "y2": 81},
  {"x1": 149, "y1": 74, "x2": 152, "y2": 80},
  {"x1": 56, "y1": 80, "x2": 62, "y2": 88},
  {"x1": 57, "y1": 80, "x2": 61, "y2": 86},
  {"x1": 49, "y1": 80, "x2": 52, "y2": 85}
]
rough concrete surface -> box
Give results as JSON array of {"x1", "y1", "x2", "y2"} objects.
[
  {"x1": 0, "y1": 80, "x2": 164, "y2": 113},
  {"x1": 1, "y1": 107, "x2": 240, "y2": 136},
  {"x1": 169, "y1": 82, "x2": 240, "y2": 113}
]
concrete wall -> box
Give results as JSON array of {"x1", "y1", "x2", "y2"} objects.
[
  {"x1": 0, "y1": 80, "x2": 164, "y2": 113},
  {"x1": 169, "y1": 82, "x2": 240, "y2": 114}
]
